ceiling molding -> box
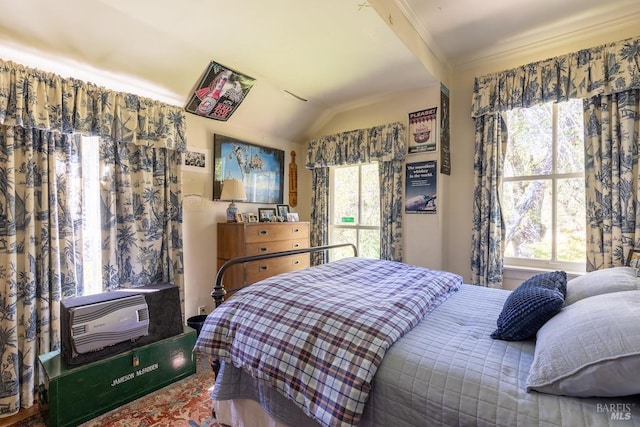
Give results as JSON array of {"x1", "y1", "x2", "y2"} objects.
[{"x1": 453, "y1": 11, "x2": 640, "y2": 72}]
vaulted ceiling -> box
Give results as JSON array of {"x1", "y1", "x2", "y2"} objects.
[{"x1": 0, "y1": 0, "x2": 638, "y2": 141}]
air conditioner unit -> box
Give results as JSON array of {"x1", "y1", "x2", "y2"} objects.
[
  {"x1": 69, "y1": 294, "x2": 149, "y2": 355},
  {"x1": 60, "y1": 284, "x2": 183, "y2": 365}
]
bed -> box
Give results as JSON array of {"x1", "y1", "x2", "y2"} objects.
[{"x1": 194, "y1": 245, "x2": 640, "y2": 427}]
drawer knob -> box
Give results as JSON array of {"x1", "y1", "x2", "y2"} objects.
[
  {"x1": 293, "y1": 260, "x2": 300, "y2": 265},
  {"x1": 259, "y1": 247, "x2": 268, "y2": 252},
  {"x1": 293, "y1": 228, "x2": 300, "y2": 233},
  {"x1": 259, "y1": 265, "x2": 269, "y2": 271},
  {"x1": 292, "y1": 243, "x2": 300, "y2": 248},
  {"x1": 259, "y1": 230, "x2": 268, "y2": 235}
]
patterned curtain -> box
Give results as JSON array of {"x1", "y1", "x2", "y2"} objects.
[
  {"x1": 306, "y1": 122, "x2": 405, "y2": 262},
  {"x1": 309, "y1": 168, "x2": 329, "y2": 265},
  {"x1": 0, "y1": 127, "x2": 83, "y2": 412},
  {"x1": 584, "y1": 90, "x2": 640, "y2": 270},
  {"x1": 100, "y1": 142, "x2": 184, "y2": 298},
  {"x1": 470, "y1": 113, "x2": 508, "y2": 287},
  {"x1": 471, "y1": 36, "x2": 640, "y2": 285},
  {"x1": 0, "y1": 59, "x2": 186, "y2": 416}
]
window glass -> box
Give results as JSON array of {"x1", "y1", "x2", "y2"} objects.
[
  {"x1": 503, "y1": 100, "x2": 585, "y2": 271},
  {"x1": 330, "y1": 163, "x2": 380, "y2": 260},
  {"x1": 80, "y1": 136, "x2": 103, "y2": 295}
]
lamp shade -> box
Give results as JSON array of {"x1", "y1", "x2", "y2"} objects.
[
  {"x1": 220, "y1": 179, "x2": 247, "y2": 223},
  {"x1": 220, "y1": 179, "x2": 246, "y2": 201}
]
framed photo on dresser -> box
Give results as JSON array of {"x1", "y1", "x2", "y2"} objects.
[
  {"x1": 277, "y1": 204, "x2": 290, "y2": 218},
  {"x1": 258, "y1": 208, "x2": 276, "y2": 222}
]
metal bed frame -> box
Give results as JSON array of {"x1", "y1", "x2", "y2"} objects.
[{"x1": 211, "y1": 243, "x2": 358, "y2": 306}]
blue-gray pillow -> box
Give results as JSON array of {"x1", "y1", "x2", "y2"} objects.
[
  {"x1": 491, "y1": 271, "x2": 567, "y2": 341},
  {"x1": 527, "y1": 291, "x2": 640, "y2": 397},
  {"x1": 565, "y1": 267, "x2": 638, "y2": 305}
]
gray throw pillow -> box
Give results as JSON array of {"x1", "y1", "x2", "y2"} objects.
[
  {"x1": 565, "y1": 267, "x2": 638, "y2": 305},
  {"x1": 527, "y1": 291, "x2": 640, "y2": 397}
]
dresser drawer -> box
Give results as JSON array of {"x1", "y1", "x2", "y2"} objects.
[
  {"x1": 245, "y1": 255, "x2": 310, "y2": 284},
  {"x1": 217, "y1": 221, "x2": 310, "y2": 298},
  {"x1": 245, "y1": 238, "x2": 309, "y2": 256},
  {"x1": 244, "y1": 222, "x2": 309, "y2": 243}
]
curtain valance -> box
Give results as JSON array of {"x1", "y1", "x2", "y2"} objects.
[
  {"x1": 305, "y1": 121, "x2": 405, "y2": 168},
  {"x1": 0, "y1": 59, "x2": 186, "y2": 151},
  {"x1": 472, "y1": 36, "x2": 640, "y2": 118}
]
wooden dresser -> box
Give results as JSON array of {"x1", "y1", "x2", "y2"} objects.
[{"x1": 216, "y1": 222, "x2": 310, "y2": 294}]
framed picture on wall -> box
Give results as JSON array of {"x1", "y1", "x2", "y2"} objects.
[
  {"x1": 408, "y1": 107, "x2": 437, "y2": 154},
  {"x1": 213, "y1": 134, "x2": 284, "y2": 203},
  {"x1": 405, "y1": 160, "x2": 437, "y2": 213},
  {"x1": 182, "y1": 147, "x2": 211, "y2": 174}
]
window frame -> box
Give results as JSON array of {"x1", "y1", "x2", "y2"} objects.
[
  {"x1": 329, "y1": 163, "x2": 380, "y2": 260},
  {"x1": 502, "y1": 101, "x2": 586, "y2": 273}
]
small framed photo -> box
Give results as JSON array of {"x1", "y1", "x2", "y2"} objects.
[
  {"x1": 277, "y1": 204, "x2": 290, "y2": 218},
  {"x1": 258, "y1": 208, "x2": 276, "y2": 222},
  {"x1": 286, "y1": 212, "x2": 299, "y2": 222},
  {"x1": 182, "y1": 147, "x2": 211, "y2": 174},
  {"x1": 626, "y1": 249, "x2": 640, "y2": 276},
  {"x1": 234, "y1": 212, "x2": 245, "y2": 223},
  {"x1": 246, "y1": 213, "x2": 258, "y2": 223}
]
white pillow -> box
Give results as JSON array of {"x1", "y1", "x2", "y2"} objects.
[
  {"x1": 526, "y1": 291, "x2": 640, "y2": 397},
  {"x1": 565, "y1": 266, "x2": 638, "y2": 305}
]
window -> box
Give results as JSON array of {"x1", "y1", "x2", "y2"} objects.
[
  {"x1": 329, "y1": 163, "x2": 380, "y2": 260},
  {"x1": 78, "y1": 136, "x2": 103, "y2": 295},
  {"x1": 503, "y1": 100, "x2": 585, "y2": 272}
]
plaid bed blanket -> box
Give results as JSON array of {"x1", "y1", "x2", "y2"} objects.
[{"x1": 194, "y1": 257, "x2": 462, "y2": 427}]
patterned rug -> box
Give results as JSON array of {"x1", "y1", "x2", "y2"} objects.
[{"x1": 12, "y1": 356, "x2": 222, "y2": 427}]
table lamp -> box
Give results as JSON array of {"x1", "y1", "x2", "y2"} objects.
[{"x1": 220, "y1": 179, "x2": 247, "y2": 222}]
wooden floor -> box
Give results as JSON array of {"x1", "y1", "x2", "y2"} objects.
[{"x1": 0, "y1": 405, "x2": 40, "y2": 427}]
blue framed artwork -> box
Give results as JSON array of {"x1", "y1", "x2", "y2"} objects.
[
  {"x1": 213, "y1": 134, "x2": 284, "y2": 203},
  {"x1": 405, "y1": 160, "x2": 437, "y2": 213}
]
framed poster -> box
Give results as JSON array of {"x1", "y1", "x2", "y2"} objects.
[
  {"x1": 408, "y1": 107, "x2": 437, "y2": 154},
  {"x1": 213, "y1": 134, "x2": 284, "y2": 204},
  {"x1": 405, "y1": 160, "x2": 437, "y2": 214},
  {"x1": 185, "y1": 61, "x2": 256, "y2": 121}
]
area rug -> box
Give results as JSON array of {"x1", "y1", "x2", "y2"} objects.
[{"x1": 12, "y1": 356, "x2": 221, "y2": 427}]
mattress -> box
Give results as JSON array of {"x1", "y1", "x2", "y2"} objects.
[{"x1": 212, "y1": 284, "x2": 640, "y2": 427}]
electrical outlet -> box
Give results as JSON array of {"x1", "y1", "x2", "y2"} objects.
[{"x1": 198, "y1": 306, "x2": 206, "y2": 315}]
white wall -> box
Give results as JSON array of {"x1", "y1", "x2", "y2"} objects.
[{"x1": 181, "y1": 113, "x2": 307, "y2": 318}]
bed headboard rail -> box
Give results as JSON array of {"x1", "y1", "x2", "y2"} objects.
[{"x1": 211, "y1": 243, "x2": 358, "y2": 306}]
